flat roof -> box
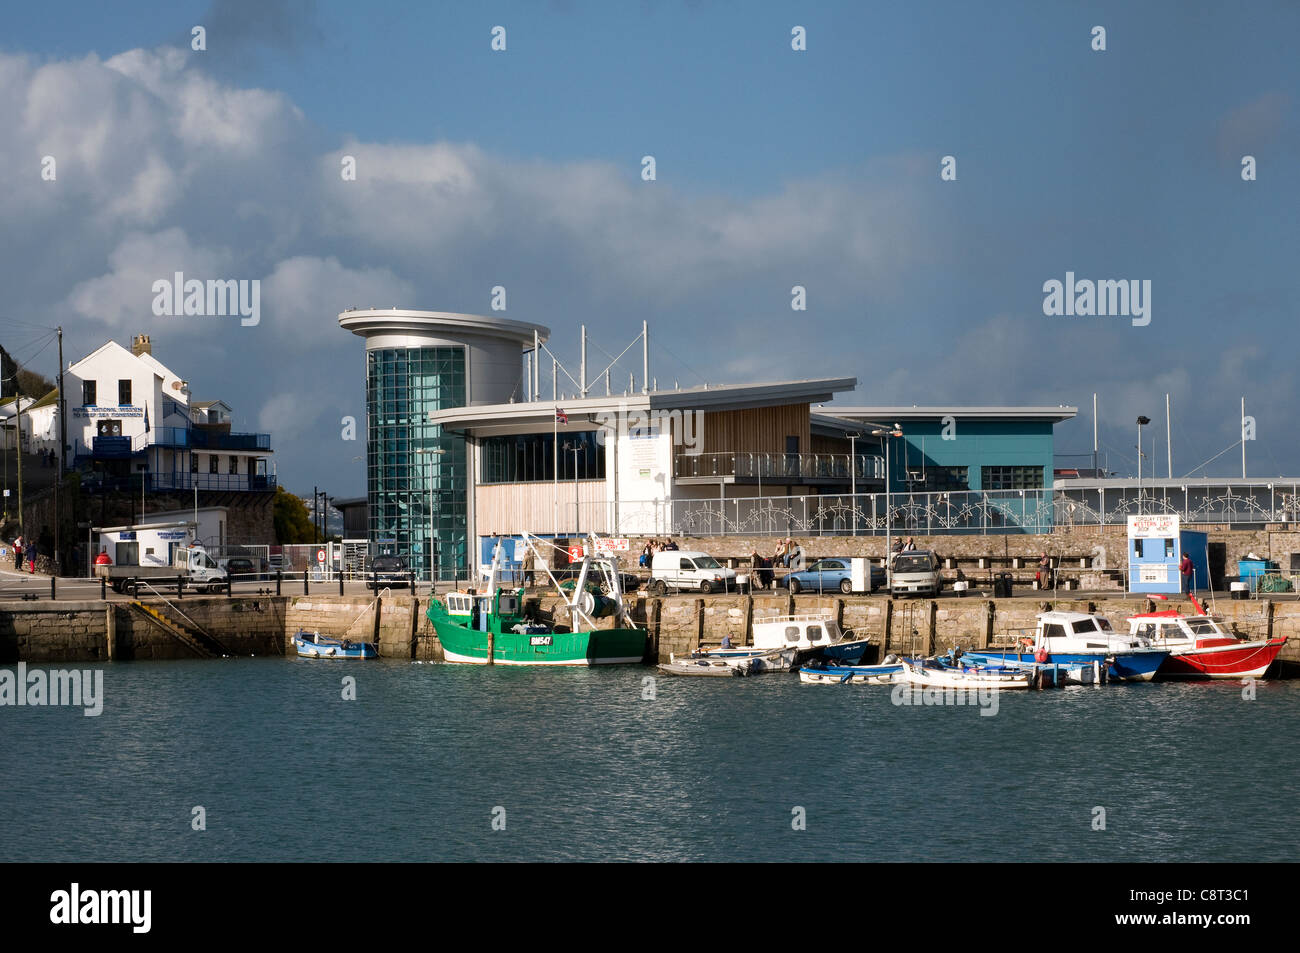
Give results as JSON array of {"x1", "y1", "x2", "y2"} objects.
[
  {"x1": 432, "y1": 378, "x2": 858, "y2": 433},
  {"x1": 824, "y1": 405, "x2": 1078, "y2": 422},
  {"x1": 338, "y1": 308, "x2": 549, "y2": 346},
  {"x1": 1054, "y1": 476, "x2": 1300, "y2": 489}
]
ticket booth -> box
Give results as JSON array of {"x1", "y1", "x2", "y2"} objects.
[{"x1": 1127, "y1": 514, "x2": 1207, "y2": 594}]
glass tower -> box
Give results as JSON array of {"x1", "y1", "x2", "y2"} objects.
[{"x1": 366, "y1": 346, "x2": 467, "y2": 580}]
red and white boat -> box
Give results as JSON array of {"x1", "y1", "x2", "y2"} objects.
[{"x1": 1127, "y1": 595, "x2": 1287, "y2": 679}]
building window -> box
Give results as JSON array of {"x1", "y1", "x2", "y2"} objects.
[
  {"x1": 981, "y1": 466, "x2": 1044, "y2": 490},
  {"x1": 922, "y1": 466, "x2": 969, "y2": 491},
  {"x1": 229, "y1": 455, "x2": 238, "y2": 474},
  {"x1": 83, "y1": 380, "x2": 96, "y2": 406},
  {"x1": 190, "y1": 454, "x2": 198, "y2": 474},
  {"x1": 479, "y1": 431, "x2": 605, "y2": 484},
  {"x1": 118, "y1": 380, "x2": 131, "y2": 406},
  {"x1": 208, "y1": 454, "x2": 218, "y2": 474}
]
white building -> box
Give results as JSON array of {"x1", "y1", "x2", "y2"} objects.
[{"x1": 64, "y1": 334, "x2": 274, "y2": 492}]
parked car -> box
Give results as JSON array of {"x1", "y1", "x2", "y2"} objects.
[
  {"x1": 648, "y1": 550, "x2": 738, "y2": 595},
  {"x1": 549, "y1": 566, "x2": 643, "y2": 594},
  {"x1": 218, "y1": 556, "x2": 258, "y2": 581},
  {"x1": 782, "y1": 558, "x2": 885, "y2": 594},
  {"x1": 890, "y1": 550, "x2": 943, "y2": 597},
  {"x1": 367, "y1": 555, "x2": 411, "y2": 589}
]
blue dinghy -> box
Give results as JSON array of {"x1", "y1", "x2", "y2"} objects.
[{"x1": 293, "y1": 630, "x2": 378, "y2": 660}]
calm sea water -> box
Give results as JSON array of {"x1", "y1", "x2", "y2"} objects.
[{"x1": 3, "y1": 659, "x2": 1297, "y2": 862}]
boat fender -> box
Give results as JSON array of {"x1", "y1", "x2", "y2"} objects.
[{"x1": 1033, "y1": 646, "x2": 1049, "y2": 664}]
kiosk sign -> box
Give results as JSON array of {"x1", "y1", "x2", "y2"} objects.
[{"x1": 1127, "y1": 514, "x2": 1180, "y2": 539}]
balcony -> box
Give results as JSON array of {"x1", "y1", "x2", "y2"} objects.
[
  {"x1": 90, "y1": 435, "x2": 146, "y2": 459},
  {"x1": 153, "y1": 426, "x2": 272, "y2": 451},
  {"x1": 80, "y1": 472, "x2": 277, "y2": 493},
  {"x1": 674, "y1": 451, "x2": 886, "y2": 484}
]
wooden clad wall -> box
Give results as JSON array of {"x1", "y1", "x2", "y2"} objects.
[
  {"x1": 695, "y1": 403, "x2": 810, "y2": 455},
  {"x1": 475, "y1": 481, "x2": 609, "y2": 535}
]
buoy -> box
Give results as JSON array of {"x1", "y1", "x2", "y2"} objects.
[{"x1": 1033, "y1": 645, "x2": 1049, "y2": 664}]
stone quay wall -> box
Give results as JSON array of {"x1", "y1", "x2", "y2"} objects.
[{"x1": 3, "y1": 590, "x2": 1296, "y2": 673}]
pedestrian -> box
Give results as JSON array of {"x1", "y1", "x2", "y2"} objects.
[
  {"x1": 12, "y1": 535, "x2": 22, "y2": 571},
  {"x1": 788, "y1": 540, "x2": 805, "y2": 572},
  {"x1": 774, "y1": 539, "x2": 787, "y2": 567},
  {"x1": 521, "y1": 545, "x2": 536, "y2": 588},
  {"x1": 28, "y1": 540, "x2": 37, "y2": 574},
  {"x1": 904, "y1": 537, "x2": 917, "y2": 552},
  {"x1": 1180, "y1": 552, "x2": 1194, "y2": 596},
  {"x1": 639, "y1": 543, "x2": 650, "y2": 568},
  {"x1": 1036, "y1": 551, "x2": 1052, "y2": 590}
]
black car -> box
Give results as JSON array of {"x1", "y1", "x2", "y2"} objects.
[
  {"x1": 220, "y1": 556, "x2": 258, "y2": 580},
  {"x1": 367, "y1": 556, "x2": 411, "y2": 589},
  {"x1": 548, "y1": 566, "x2": 643, "y2": 594}
]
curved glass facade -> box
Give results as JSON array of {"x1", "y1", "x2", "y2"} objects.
[{"x1": 366, "y1": 346, "x2": 467, "y2": 580}]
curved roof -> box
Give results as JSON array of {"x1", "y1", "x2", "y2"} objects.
[{"x1": 337, "y1": 308, "x2": 549, "y2": 346}]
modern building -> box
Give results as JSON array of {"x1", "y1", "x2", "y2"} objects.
[
  {"x1": 65, "y1": 335, "x2": 274, "y2": 494},
  {"x1": 339, "y1": 309, "x2": 551, "y2": 581},
  {"x1": 339, "y1": 310, "x2": 1094, "y2": 578}
]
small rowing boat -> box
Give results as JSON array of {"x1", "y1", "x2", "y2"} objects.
[
  {"x1": 293, "y1": 630, "x2": 377, "y2": 660},
  {"x1": 897, "y1": 656, "x2": 1031, "y2": 690}
]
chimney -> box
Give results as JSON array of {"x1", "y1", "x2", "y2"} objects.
[{"x1": 132, "y1": 334, "x2": 152, "y2": 356}]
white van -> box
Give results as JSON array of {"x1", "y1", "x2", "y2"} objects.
[
  {"x1": 890, "y1": 550, "x2": 942, "y2": 598},
  {"x1": 649, "y1": 550, "x2": 738, "y2": 595}
]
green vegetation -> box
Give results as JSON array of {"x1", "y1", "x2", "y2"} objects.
[{"x1": 273, "y1": 487, "x2": 318, "y2": 543}]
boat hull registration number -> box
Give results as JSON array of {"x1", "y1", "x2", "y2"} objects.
[{"x1": 530, "y1": 636, "x2": 553, "y2": 646}]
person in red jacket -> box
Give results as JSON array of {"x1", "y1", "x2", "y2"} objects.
[{"x1": 1180, "y1": 553, "x2": 1194, "y2": 596}]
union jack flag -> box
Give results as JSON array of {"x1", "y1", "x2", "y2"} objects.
[{"x1": 555, "y1": 409, "x2": 568, "y2": 424}]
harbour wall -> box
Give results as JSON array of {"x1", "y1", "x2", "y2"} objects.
[{"x1": 3, "y1": 592, "x2": 1296, "y2": 673}]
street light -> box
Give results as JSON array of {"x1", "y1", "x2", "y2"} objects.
[
  {"x1": 564, "y1": 441, "x2": 586, "y2": 533},
  {"x1": 867, "y1": 423, "x2": 904, "y2": 582},
  {"x1": 1136, "y1": 415, "x2": 1151, "y2": 514},
  {"x1": 849, "y1": 432, "x2": 862, "y2": 536},
  {"x1": 415, "y1": 447, "x2": 447, "y2": 584}
]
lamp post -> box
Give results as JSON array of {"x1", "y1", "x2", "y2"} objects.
[
  {"x1": 1136, "y1": 415, "x2": 1150, "y2": 515},
  {"x1": 564, "y1": 441, "x2": 585, "y2": 533},
  {"x1": 415, "y1": 447, "x2": 446, "y2": 585},
  {"x1": 849, "y1": 432, "x2": 861, "y2": 536},
  {"x1": 868, "y1": 423, "x2": 904, "y2": 582}
]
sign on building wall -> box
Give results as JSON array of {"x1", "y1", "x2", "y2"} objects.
[
  {"x1": 611, "y1": 429, "x2": 672, "y2": 534},
  {"x1": 72, "y1": 406, "x2": 146, "y2": 419}
]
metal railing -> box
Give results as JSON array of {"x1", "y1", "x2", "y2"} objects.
[
  {"x1": 151, "y1": 427, "x2": 271, "y2": 451},
  {"x1": 547, "y1": 482, "x2": 1300, "y2": 537},
  {"x1": 674, "y1": 451, "x2": 885, "y2": 482},
  {"x1": 79, "y1": 472, "x2": 278, "y2": 493}
]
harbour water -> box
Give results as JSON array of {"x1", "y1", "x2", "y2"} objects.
[{"x1": 3, "y1": 659, "x2": 1298, "y2": 862}]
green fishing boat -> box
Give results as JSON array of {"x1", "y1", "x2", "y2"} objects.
[{"x1": 427, "y1": 536, "x2": 647, "y2": 666}]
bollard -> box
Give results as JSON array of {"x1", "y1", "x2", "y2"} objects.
[
  {"x1": 101, "y1": 576, "x2": 107, "y2": 600},
  {"x1": 303, "y1": 568, "x2": 309, "y2": 596},
  {"x1": 227, "y1": 575, "x2": 233, "y2": 597},
  {"x1": 339, "y1": 571, "x2": 344, "y2": 597},
  {"x1": 276, "y1": 569, "x2": 282, "y2": 596},
  {"x1": 178, "y1": 575, "x2": 184, "y2": 599},
  {"x1": 51, "y1": 576, "x2": 56, "y2": 600}
]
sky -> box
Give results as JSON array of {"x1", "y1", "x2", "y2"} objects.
[{"x1": 0, "y1": 0, "x2": 1296, "y2": 496}]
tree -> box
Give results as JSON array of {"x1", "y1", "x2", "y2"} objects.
[{"x1": 273, "y1": 487, "x2": 318, "y2": 543}]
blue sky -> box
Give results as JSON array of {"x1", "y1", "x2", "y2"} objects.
[{"x1": 1, "y1": 0, "x2": 1296, "y2": 494}]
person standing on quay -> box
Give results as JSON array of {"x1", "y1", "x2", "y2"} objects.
[
  {"x1": 521, "y1": 545, "x2": 536, "y2": 588},
  {"x1": 12, "y1": 536, "x2": 22, "y2": 571},
  {"x1": 1180, "y1": 552, "x2": 1194, "y2": 597}
]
